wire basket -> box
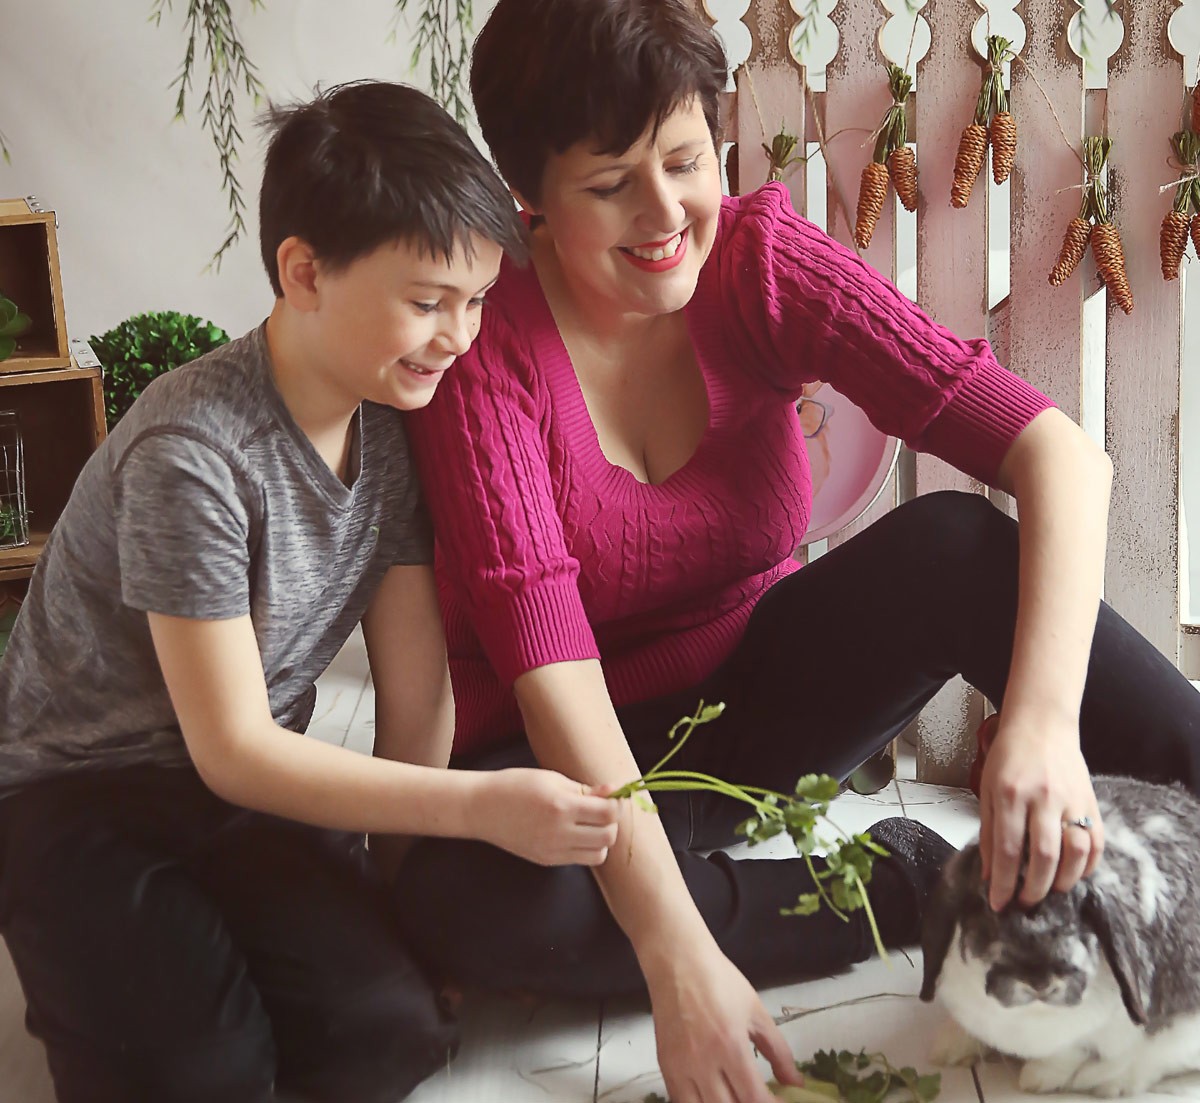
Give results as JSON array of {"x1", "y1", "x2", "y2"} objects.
[{"x1": 0, "y1": 410, "x2": 30, "y2": 549}]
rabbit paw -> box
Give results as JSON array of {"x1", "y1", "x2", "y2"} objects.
[
  {"x1": 1019, "y1": 1056, "x2": 1085, "y2": 1094},
  {"x1": 930, "y1": 1019, "x2": 986, "y2": 1067},
  {"x1": 1069, "y1": 1057, "x2": 1147, "y2": 1098}
]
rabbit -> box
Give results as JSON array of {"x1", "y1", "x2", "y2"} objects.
[{"x1": 918, "y1": 775, "x2": 1200, "y2": 1097}]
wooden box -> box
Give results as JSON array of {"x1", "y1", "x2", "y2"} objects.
[{"x1": 0, "y1": 197, "x2": 70, "y2": 375}]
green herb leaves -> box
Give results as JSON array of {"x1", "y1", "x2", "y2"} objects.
[
  {"x1": 799, "y1": 1049, "x2": 940, "y2": 1103},
  {"x1": 642, "y1": 1050, "x2": 940, "y2": 1103},
  {"x1": 612, "y1": 702, "x2": 890, "y2": 959}
]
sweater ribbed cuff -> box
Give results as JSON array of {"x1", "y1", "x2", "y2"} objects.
[
  {"x1": 911, "y1": 358, "x2": 1056, "y2": 484},
  {"x1": 474, "y1": 580, "x2": 601, "y2": 685}
]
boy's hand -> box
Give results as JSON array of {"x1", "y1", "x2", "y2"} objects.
[{"x1": 470, "y1": 769, "x2": 620, "y2": 866}]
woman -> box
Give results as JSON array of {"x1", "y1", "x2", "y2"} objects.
[{"x1": 397, "y1": 3, "x2": 1200, "y2": 1101}]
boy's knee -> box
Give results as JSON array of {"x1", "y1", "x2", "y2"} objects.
[
  {"x1": 43, "y1": 1020, "x2": 277, "y2": 1103},
  {"x1": 279, "y1": 976, "x2": 459, "y2": 1103}
]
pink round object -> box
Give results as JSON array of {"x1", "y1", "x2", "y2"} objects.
[{"x1": 800, "y1": 383, "x2": 900, "y2": 543}]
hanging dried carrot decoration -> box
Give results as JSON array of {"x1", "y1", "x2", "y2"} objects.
[
  {"x1": 1093, "y1": 222, "x2": 1133, "y2": 313},
  {"x1": 987, "y1": 38, "x2": 1018, "y2": 184},
  {"x1": 855, "y1": 63, "x2": 916, "y2": 247},
  {"x1": 1161, "y1": 131, "x2": 1199, "y2": 281},
  {"x1": 1192, "y1": 212, "x2": 1200, "y2": 260},
  {"x1": 762, "y1": 127, "x2": 805, "y2": 185},
  {"x1": 951, "y1": 120, "x2": 988, "y2": 208},
  {"x1": 855, "y1": 162, "x2": 890, "y2": 249},
  {"x1": 952, "y1": 35, "x2": 1014, "y2": 206},
  {"x1": 1081, "y1": 138, "x2": 1133, "y2": 314},
  {"x1": 1049, "y1": 212, "x2": 1092, "y2": 286},
  {"x1": 883, "y1": 66, "x2": 917, "y2": 211}
]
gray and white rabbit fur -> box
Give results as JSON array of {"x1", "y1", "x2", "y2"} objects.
[{"x1": 919, "y1": 775, "x2": 1200, "y2": 1096}]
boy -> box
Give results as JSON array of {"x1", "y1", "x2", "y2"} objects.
[{"x1": 0, "y1": 81, "x2": 620, "y2": 1103}]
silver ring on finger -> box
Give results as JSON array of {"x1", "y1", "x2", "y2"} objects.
[{"x1": 1061, "y1": 815, "x2": 1094, "y2": 831}]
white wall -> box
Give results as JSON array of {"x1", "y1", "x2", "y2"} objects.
[{"x1": 0, "y1": 0, "x2": 496, "y2": 341}]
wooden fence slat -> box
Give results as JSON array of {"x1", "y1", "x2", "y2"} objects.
[
  {"x1": 1103, "y1": 0, "x2": 1185, "y2": 663},
  {"x1": 910, "y1": 0, "x2": 992, "y2": 783},
  {"x1": 736, "y1": 2, "x2": 808, "y2": 211},
  {"x1": 1009, "y1": 0, "x2": 1086, "y2": 422}
]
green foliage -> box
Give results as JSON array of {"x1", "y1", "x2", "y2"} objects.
[
  {"x1": 89, "y1": 311, "x2": 230, "y2": 429},
  {"x1": 0, "y1": 502, "x2": 22, "y2": 544},
  {"x1": 799, "y1": 1050, "x2": 940, "y2": 1103},
  {"x1": 393, "y1": 0, "x2": 474, "y2": 123},
  {"x1": 0, "y1": 294, "x2": 33, "y2": 362},
  {"x1": 642, "y1": 1050, "x2": 940, "y2": 1103},
  {"x1": 151, "y1": 0, "x2": 266, "y2": 269},
  {"x1": 611, "y1": 702, "x2": 889, "y2": 960}
]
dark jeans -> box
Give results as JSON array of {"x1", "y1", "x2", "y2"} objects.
[
  {"x1": 397, "y1": 491, "x2": 1200, "y2": 998},
  {"x1": 0, "y1": 765, "x2": 457, "y2": 1103}
]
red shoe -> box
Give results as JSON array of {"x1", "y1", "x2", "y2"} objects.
[{"x1": 968, "y1": 713, "x2": 1001, "y2": 799}]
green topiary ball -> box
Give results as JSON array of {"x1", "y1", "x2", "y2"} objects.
[{"x1": 89, "y1": 311, "x2": 230, "y2": 429}]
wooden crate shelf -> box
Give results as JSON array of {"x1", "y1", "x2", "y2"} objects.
[
  {"x1": 0, "y1": 198, "x2": 70, "y2": 374},
  {"x1": 0, "y1": 196, "x2": 105, "y2": 594}
]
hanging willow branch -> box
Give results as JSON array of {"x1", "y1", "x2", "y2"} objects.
[
  {"x1": 151, "y1": 0, "x2": 266, "y2": 269},
  {"x1": 393, "y1": 0, "x2": 474, "y2": 124}
]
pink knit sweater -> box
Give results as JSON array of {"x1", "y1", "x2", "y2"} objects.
[{"x1": 408, "y1": 184, "x2": 1053, "y2": 755}]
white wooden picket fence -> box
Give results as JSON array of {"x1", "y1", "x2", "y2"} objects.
[{"x1": 695, "y1": 0, "x2": 1200, "y2": 783}]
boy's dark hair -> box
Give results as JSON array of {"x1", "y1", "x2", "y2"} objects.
[
  {"x1": 471, "y1": 0, "x2": 728, "y2": 206},
  {"x1": 259, "y1": 81, "x2": 526, "y2": 296}
]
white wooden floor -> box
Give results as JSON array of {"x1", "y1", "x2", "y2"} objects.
[{"x1": 3, "y1": 629, "x2": 1199, "y2": 1103}]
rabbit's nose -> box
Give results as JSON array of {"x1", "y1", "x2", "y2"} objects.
[{"x1": 1033, "y1": 975, "x2": 1068, "y2": 1001}]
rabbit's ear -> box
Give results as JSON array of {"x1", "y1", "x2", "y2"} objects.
[
  {"x1": 920, "y1": 845, "x2": 980, "y2": 1002},
  {"x1": 1082, "y1": 883, "x2": 1148, "y2": 1026}
]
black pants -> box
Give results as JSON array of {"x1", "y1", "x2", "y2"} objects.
[
  {"x1": 397, "y1": 491, "x2": 1200, "y2": 998},
  {"x1": 0, "y1": 765, "x2": 457, "y2": 1103}
]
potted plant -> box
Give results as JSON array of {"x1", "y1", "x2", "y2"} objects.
[{"x1": 88, "y1": 311, "x2": 229, "y2": 428}]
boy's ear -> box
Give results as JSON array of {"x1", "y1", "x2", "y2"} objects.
[{"x1": 276, "y1": 236, "x2": 320, "y2": 310}]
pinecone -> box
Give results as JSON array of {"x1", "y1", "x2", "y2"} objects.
[
  {"x1": 990, "y1": 112, "x2": 1017, "y2": 185},
  {"x1": 855, "y1": 161, "x2": 890, "y2": 249},
  {"x1": 1091, "y1": 222, "x2": 1134, "y2": 315},
  {"x1": 951, "y1": 124, "x2": 988, "y2": 208},
  {"x1": 1048, "y1": 217, "x2": 1091, "y2": 286},
  {"x1": 1161, "y1": 210, "x2": 1190, "y2": 280},
  {"x1": 887, "y1": 147, "x2": 918, "y2": 212}
]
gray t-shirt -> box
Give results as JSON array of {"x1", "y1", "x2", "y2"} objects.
[{"x1": 0, "y1": 323, "x2": 431, "y2": 793}]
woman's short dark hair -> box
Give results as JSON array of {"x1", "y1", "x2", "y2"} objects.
[
  {"x1": 471, "y1": 0, "x2": 728, "y2": 205},
  {"x1": 258, "y1": 81, "x2": 526, "y2": 297}
]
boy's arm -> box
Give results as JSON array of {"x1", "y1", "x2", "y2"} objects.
[
  {"x1": 146, "y1": 611, "x2": 619, "y2": 863},
  {"x1": 360, "y1": 564, "x2": 454, "y2": 873}
]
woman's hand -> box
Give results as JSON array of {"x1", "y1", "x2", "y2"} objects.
[
  {"x1": 977, "y1": 714, "x2": 1104, "y2": 912},
  {"x1": 470, "y1": 768, "x2": 621, "y2": 866},
  {"x1": 642, "y1": 938, "x2": 802, "y2": 1103}
]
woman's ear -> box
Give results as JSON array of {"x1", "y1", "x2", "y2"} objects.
[{"x1": 276, "y1": 236, "x2": 320, "y2": 311}]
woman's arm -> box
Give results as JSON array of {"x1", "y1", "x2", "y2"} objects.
[
  {"x1": 983, "y1": 407, "x2": 1113, "y2": 910},
  {"x1": 515, "y1": 660, "x2": 802, "y2": 1103}
]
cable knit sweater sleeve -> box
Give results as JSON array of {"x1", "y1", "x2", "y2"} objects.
[
  {"x1": 406, "y1": 295, "x2": 600, "y2": 685},
  {"x1": 721, "y1": 184, "x2": 1054, "y2": 484}
]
